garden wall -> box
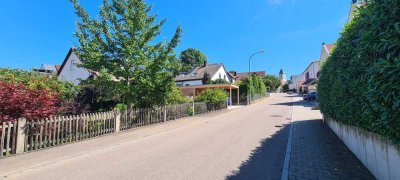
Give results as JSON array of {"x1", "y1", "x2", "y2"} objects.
[{"x1": 325, "y1": 117, "x2": 400, "y2": 180}]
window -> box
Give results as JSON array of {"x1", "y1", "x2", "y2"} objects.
[
  {"x1": 224, "y1": 75, "x2": 226, "y2": 80},
  {"x1": 305, "y1": 72, "x2": 310, "y2": 80},
  {"x1": 70, "y1": 60, "x2": 76, "y2": 71},
  {"x1": 219, "y1": 73, "x2": 221, "y2": 79}
]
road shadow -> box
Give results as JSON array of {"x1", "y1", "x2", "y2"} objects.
[
  {"x1": 271, "y1": 100, "x2": 318, "y2": 108},
  {"x1": 225, "y1": 124, "x2": 290, "y2": 180}
]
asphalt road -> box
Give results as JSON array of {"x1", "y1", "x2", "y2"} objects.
[{"x1": 0, "y1": 94, "x2": 293, "y2": 180}]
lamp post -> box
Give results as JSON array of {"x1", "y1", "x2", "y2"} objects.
[{"x1": 248, "y1": 50, "x2": 267, "y2": 105}]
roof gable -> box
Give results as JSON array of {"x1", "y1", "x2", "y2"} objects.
[
  {"x1": 57, "y1": 48, "x2": 76, "y2": 75},
  {"x1": 175, "y1": 64, "x2": 225, "y2": 82}
]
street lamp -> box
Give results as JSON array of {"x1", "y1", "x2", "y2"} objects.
[{"x1": 248, "y1": 50, "x2": 267, "y2": 105}]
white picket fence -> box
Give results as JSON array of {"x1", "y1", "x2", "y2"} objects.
[{"x1": 0, "y1": 102, "x2": 227, "y2": 158}]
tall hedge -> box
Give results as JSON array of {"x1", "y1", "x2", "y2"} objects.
[{"x1": 318, "y1": 0, "x2": 400, "y2": 142}]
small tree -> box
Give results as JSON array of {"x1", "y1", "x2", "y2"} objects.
[
  {"x1": 180, "y1": 48, "x2": 208, "y2": 72},
  {"x1": 69, "y1": 0, "x2": 182, "y2": 108}
]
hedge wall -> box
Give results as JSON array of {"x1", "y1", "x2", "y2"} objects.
[{"x1": 318, "y1": 0, "x2": 400, "y2": 143}]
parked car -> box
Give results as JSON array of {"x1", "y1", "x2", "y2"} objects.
[
  {"x1": 303, "y1": 94, "x2": 308, "y2": 100},
  {"x1": 307, "y1": 92, "x2": 317, "y2": 101}
]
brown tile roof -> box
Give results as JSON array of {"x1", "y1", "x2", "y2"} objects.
[
  {"x1": 175, "y1": 64, "x2": 224, "y2": 82},
  {"x1": 54, "y1": 65, "x2": 61, "y2": 73},
  {"x1": 235, "y1": 71, "x2": 266, "y2": 81},
  {"x1": 325, "y1": 44, "x2": 336, "y2": 53}
]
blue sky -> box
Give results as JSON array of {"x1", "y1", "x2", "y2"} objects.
[{"x1": 0, "y1": 0, "x2": 350, "y2": 78}]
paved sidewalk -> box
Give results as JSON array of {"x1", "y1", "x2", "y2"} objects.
[{"x1": 288, "y1": 97, "x2": 375, "y2": 180}]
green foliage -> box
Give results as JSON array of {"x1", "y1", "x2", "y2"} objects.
[
  {"x1": 69, "y1": 0, "x2": 182, "y2": 108},
  {"x1": 187, "y1": 106, "x2": 194, "y2": 116},
  {"x1": 165, "y1": 85, "x2": 191, "y2": 105},
  {"x1": 318, "y1": 0, "x2": 400, "y2": 143},
  {"x1": 282, "y1": 84, "x2": 289, "y2": 92},
  {"x1": 209, "y1": 78, "x2": 230, "y2": 85},
  {"x1": 238, "y1": 75, "x2": 267, "y2": 96},
  {"x1": 115, "y1": 103, "x2": 128, "y2": 111},
  {"x1": 195, "y1": 89, "x2": 227, "y2": 106},
  {"x1": 180, "y1": 48, "x2": 208, "y2": 72},
  {"x1": 0, "y1": 68, "x2": 78, "y2": 101},
  {"x1": 262, "y1": 75, "x2": 280, "y2": 92}
]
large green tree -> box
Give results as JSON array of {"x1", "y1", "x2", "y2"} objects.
[
  {"x1": 69, "y1": 0, "x2": 182, "y2": 108},
  {"x1": 179, "y1": 48, "x2": 208, "y2": 72},
  {"x1": 263, "y1": 75, "x2": 281, "y2": 92}
]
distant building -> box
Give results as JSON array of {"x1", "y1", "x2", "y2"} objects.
[
  {"x1": 288, "y1": 75, "x2": 305, "y2": 92},
  {"x1": 320, "y1": 43, "x2": 336, "y2": 64},
  {"x1": 57, "y1": 48, "x2": 91, "y2": 85},
  {"x1": 175, "y1": 63, "x2": 235, "y2": 87},
  {"x1": 33, "y1": 64, "x2": 60, "y2": 76},
  {"x1": 279, "y1": 69, "x2": 287, "y2": 86},
  {"x1": 234, "y1": 71, "x2": 266, "y2": 82},
  {"x1": 175, "y1": 63, "x2": 239, "y2": 105}
]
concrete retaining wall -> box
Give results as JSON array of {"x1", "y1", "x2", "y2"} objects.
[{"x1": 325, "y1": 117, "x2": 400, "y2": 180}]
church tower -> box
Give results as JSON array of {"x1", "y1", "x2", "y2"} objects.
[{"x1": 279, "y1": 69, "x2": 286, "y2": 81}]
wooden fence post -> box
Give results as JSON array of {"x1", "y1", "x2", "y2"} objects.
[
  {"x1": 16, "y1": 118, "x2": 26, "y2": 154},
  {"x1": 115, "y1": 110, "x2": 121, "y2": 133},
  {"x1": 164, "y1": 106, "x2": 167, "y2": 122}
]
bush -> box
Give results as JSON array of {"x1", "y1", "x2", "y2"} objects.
[
  {"x1": 318, "y1": 0, "x2": 400, "y2": 143},
  {"x1": 0, "y1": 82, "x2": 63, "y2": 122},
  {"x1": 115, "y1": 103, "x2": 128, "y2": 111},
  {"x1": 187, "y1": 106, "x2": 194, "y2": 116},
  {"x1": 195, "y1": 89, "x2": 228, "y2": 109},
  {"x1": 0, "y1": 68, "x2": 78, "y2": 101},
  {"x1": 0, "y1": 69, "x2": 78, "y2": 122}
]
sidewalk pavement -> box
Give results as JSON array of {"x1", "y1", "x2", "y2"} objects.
[{"x1": 288, "y1": 97, "x2": 375, "y2": 180}]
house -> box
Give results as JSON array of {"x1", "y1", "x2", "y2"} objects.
[
  {"x1": 234, "y1": 71, "x2": 266, "y2": 82},
  {"x1": 288, "y1": 74, "x2": 305, "y2": 92},
  {"x1": 175, "y1": 63, "x2": 240, "y2": 105},
  {"x1": 175, "y1": 63, "x2": 235, "y2": 87},
  {"x1": 57, "y1": 48, "x2": 91, "y2": 85},
  {"x1": 320, "y1": 43, "x2": 336, "y2": 63},
  {"x1": 33, "y1": 64, "x2": 60, "y2": 76},
  {"x1": 301, "y1": 61, "x2": 320, "y2": 92}
]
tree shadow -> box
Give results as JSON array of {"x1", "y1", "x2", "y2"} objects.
[
  {"x1": 271, "y1": 100, "x2": 318, "y2": 108},
  {"x1": 225, "y1": 124, "x2": 290, "y2": 180}
]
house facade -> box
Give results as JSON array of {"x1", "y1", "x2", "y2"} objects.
[
  {"x1": 288, "y1": 74, "x2": 305, "y2": 92},
  {"x1": 175, "y1": 63, "x2": 235, "y2": 87},
  {"x1": 57, "y1": 48, "x2": 91, "y2": 85}
]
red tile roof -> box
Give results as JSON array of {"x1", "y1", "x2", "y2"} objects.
[{"x1": 325, "y1": 44, "x2": 336, "y2": 53}]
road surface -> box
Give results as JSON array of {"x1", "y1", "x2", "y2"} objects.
[{"x1": 0, "y1": 94, "x2": 373, "y2": 180}]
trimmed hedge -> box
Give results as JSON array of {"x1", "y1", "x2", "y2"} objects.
[{"x1": 318, "y1": 0, "x2": 400, "y2": 143}]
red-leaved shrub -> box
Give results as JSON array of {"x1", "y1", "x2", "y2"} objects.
[{"x1": 0, "y1": 81, "x2": 63, "y2": 122}]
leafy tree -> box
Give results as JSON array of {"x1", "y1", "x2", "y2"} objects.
[
  {"x1": 282, "y1": 84, "x2": 289, "y2": 92},
  {"x1": 69, "y1": 0, "x2": 182, "y2": 108},
  {"x1": 180, "y1": 48, "x2": 207, "y2": 72},
  {"x1": 263, "y1": 75, "x2": 280, "y2": 92},
  {"x1": 0, "y1": 82, "x2": 63, "y2": 122}
]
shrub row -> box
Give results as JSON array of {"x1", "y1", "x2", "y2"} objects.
[{"x1": 318, "y1": 0, "x2": 400, "y2": 143}]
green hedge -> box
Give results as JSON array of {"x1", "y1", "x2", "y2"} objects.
[{"x1": 318, "y1": 0, "x2": 400, "y2": 143}]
